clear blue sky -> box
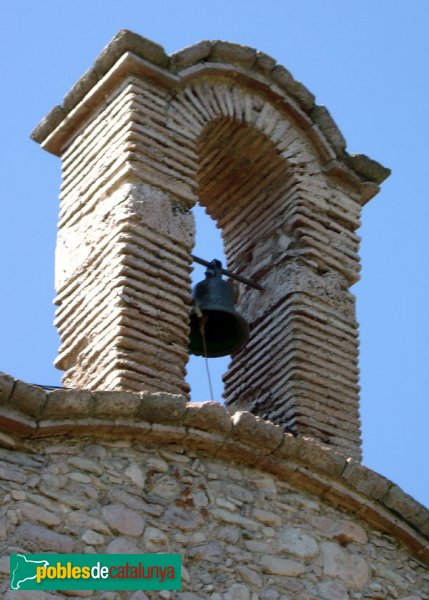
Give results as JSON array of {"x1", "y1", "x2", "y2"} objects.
[{"x1": 0, "y1": 1, "x2": 428, "y2": 508}]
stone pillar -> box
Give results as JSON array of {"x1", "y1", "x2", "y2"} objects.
[
  {"x1": 193, "y1": 114, "x2": 366, "y2": 459},
  {"x1": 36, "y1": 69, "x2": 195, "y2": 394}
]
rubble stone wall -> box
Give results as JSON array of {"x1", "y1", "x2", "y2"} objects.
[
  {"x1": 1, "y1": 437, "x2": 428, "y2": 600},
  {"x1": 0, "y1": 381, "x2": 428, "y2": 599}
]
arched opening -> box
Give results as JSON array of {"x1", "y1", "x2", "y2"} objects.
[
  {"x1": 186, "y1": 116, "x2": 294, "y2": 405},
  {"x1": 186, "y1": 204, "x2": 228, "y2": 402},
  {"x1": 196, "y1": 117, "x2": 290, "y2": 278},
  {"x1": 195, "y1": 118, "x2": 293, "y2": 409}
]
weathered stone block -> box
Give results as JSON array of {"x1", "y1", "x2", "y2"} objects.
[
  {"x1": 311, "y1": 106, "x2": 346, "y2": 156},
  {"x1": 254, "y1": 51, "x2": 276, "y2": 74},
  {"x1": 271, "y1": 432, "x2": 300, "y2": 460},
  {"x1": 106, "y1": 536, "x2": 142, "y2": 554},
  {"x1": 130, "y1": 592, "x2": 150, "y2": 600},
  {"x1": 101, "y1": 504, "x2": 145, "y2": 536},
  {"x1": 139, "y1": 392, "x2": 187, "y2": 423},
  {"x1": 236, "y1": 565, "x2": 263, "y2": 588},
  {"x1": 92, "y1": 390, "x2": 141, "y2": 418},
  {"x1": 67, "y1": 511, "x2": 110, "y2": 534},
  {"x1": 62, "y1": 67, "x2": 100, "y2": 113},
  {"x1": 0, "y1": 372, "x2": 15, "y2": 403},
  {"x1": 317, "y1": 580, "x2": 349, "y2": 600},
  {"x1": 0, "y1": 464, "x2": 27, "y2": 484},
  {"x1": 94, "y1": 29, "x2": 168, "y2": 76},
  {"x1": 342, "y1": 460, "x2": 393, "y2": 500},
  {"x1": 169, "y1": 41, "x2": 212, "y2": 71},
  {"x1": 231, "y1": 411, "x2": 283, "y2": 453},
  {"x1": 186, "y1": 428, "x2": 226, "y2": 454},
  {"x1": 0, "y1": 410, "x2": 36, "y2": 436},
  {"x1": 8, "y1": 381, "x2": 46, "y2": 418},
  {"x1": 289, "y1": 467, "x2": 331, "y2": 498},
  {"x1": 260, "y1": 555, "x2": 305, "y2": 576},
  {"x1": 209, "y1": 41, "x2": 256, "y2": 68},
  {"x1": 211, "y1": 508, "x2": 258, "y2": 531},
  {"x1": 15, "y1": 523, "x2": 75, "y2": 553},
  {"x1": 41, "y1": 389, "x2": 93, "y2": 419},
  {"x1": 346, "y1": 154, "x2": 391, "y2": 184},
  {"x1": 277, "y1": 527, "x2": 319, "y2": 558},
  {"x1": 312, "y1": 516, "x2": 368, "y2": 545},
  {"x1": 383, "y1": 485, "x2": 429, "y2": 531},
  {"x1": 67, "y1": 456, "x2": 103, "y2": 475},
  {"x1": 149, "y1": 423, "x2": 186, "y2": 444},
  {"x1": 164, "y1": 506, "x2": 204, "y2": 531},
  {"x1": 322, "y1": 541, "x2": 369, "y2": 589},
  {"x1": 142, "y1": 526, "x2": 169, "y2": 552},
  {"x1": 0, "y1": 517, "x2": 7, "y2": 540},
  {"x1": 288, "y1": 436, "x2": 347, "y2": 476},
  {"x1": 224, "y1": 584, "x2": 251, "y2": 600},
  {"x1": 0, "y1": 431, "x2": 18, "y2": 449},
  {"x1": 183, "y1": 401, "x2": 232, "y2": 434},
  {"x1": 271, "y1": 65, "x2": 315, "y2": 111},
  {"x1": 18, "y1": 502, "x2": 61, "y2": 527},
  {"x1": 35, "y1": 420, "x2": 75, "y2": 437},
  {"x1": 81, "y1": 530, "x2": 105, "y2": 545},
  {"x1": 30, "y1": 105, "x2": 66, "y2": 143},
  {"x1": 188, "y1": 541, "x2": 224, "y2": 563},
  {"x1": 253, "y1": 508, "x2": 282, "y2": 527}
]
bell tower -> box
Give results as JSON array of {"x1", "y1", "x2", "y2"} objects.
[{"x1": 32, "y1": 30, "x2": 390, "y2": 460}]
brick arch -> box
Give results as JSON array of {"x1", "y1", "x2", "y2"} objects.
[
  {"x1": 165, "y1": 78, "x2": 359, "y2": 283},
  {"x1": 165, "y1": 77, "x2": 329, "y2": 287},
  {"x1": 165, "y1": 77, "x2": 320, "y2": 179}
]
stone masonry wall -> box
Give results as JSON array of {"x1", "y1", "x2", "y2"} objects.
[
  {"x1": 0, "y1": 379, "x2": 428, "y2": 599},
  {"x1": 1, "y1": 438, "x2": 428, "y2": 600}
]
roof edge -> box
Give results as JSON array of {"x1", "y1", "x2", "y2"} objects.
[{"x1": 0, "y1": 372, "x2": 427, "y2": 565}]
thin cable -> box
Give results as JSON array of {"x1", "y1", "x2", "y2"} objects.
[
  {"x1": 31, "y1": 384, "x2": 65, "y2": 390},
  {"x1": 199, "y1": 315, "x2": 214, "y2": 402}
]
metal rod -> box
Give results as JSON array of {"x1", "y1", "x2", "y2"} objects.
[{"x1": 191, "y1": 254, "x2": 264, "y2": 291}]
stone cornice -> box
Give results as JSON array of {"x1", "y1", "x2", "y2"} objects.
[
  {"x1": 31, "y1": 30, "x2": 390, "y2": 203},
  {"x1": 0, "y1": 372, "x2": 427, "y2": 567}
]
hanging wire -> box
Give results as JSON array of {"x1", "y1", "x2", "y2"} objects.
[
  {"x1": 200, "y1": 320, "x2": 214, "y2": 403},
  {"x1": 194, "y1": 305, "x2": 214, "y2": 401}
]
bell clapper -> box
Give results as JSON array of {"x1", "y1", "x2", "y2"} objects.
[{"x1": 194, "y1": 305, "x2": 204, "y2": 319}]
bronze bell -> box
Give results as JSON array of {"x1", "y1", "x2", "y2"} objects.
[{"x1": 189, "y1": 259, "x2": 250, "y2": 357}]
